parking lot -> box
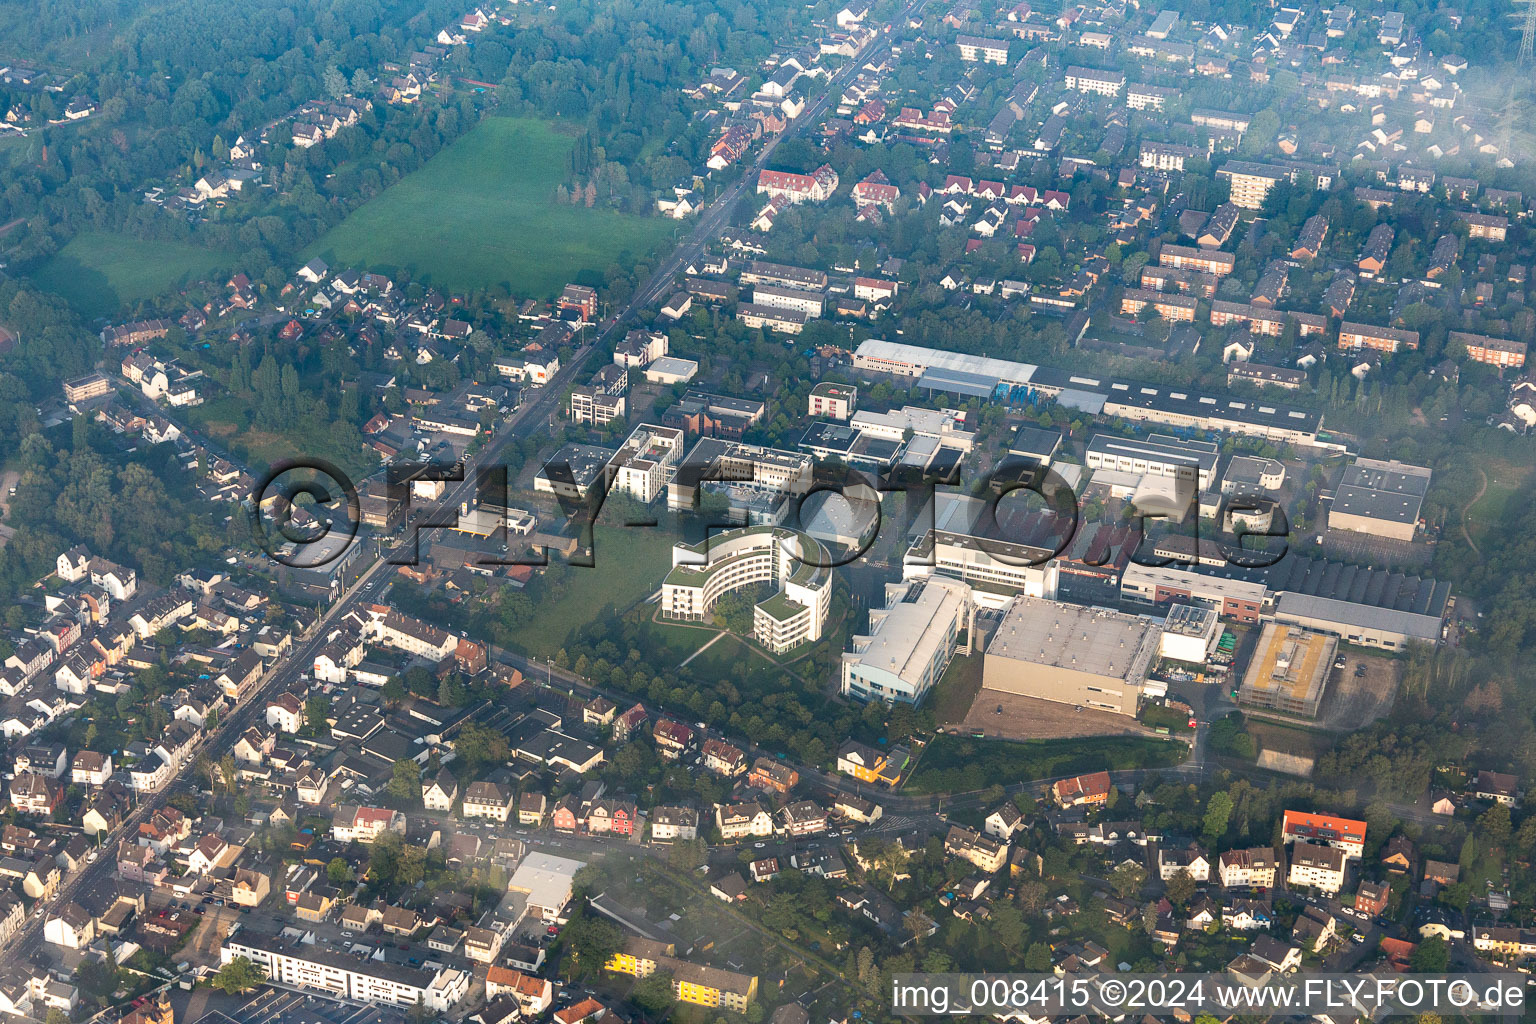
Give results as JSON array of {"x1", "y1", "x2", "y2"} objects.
[{"x1": 1318, "y1": 650, "x2": 1399, "y2": 729}]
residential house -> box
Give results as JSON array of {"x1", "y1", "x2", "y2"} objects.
[
  {"x1": 701, "y1": 739, "x2": 748, "y2": 777},
  {"x1": 650, "y1": 805, "x2": 699, "y2": 843},
  {"x1": 945, "y1": 826, "x2": 1008, "y2": 873},
  {"x1": 519, "y1": 793, "x2": 548, "y2": 827},
  {"x1": 332, "y1": 805, "x2": 406, "y2": 844},
  {"x1": 716, "y1": 802, "x2": 774, "y2": 840},
  {"x1": 984, "y1": 803, "x2": 1024, "y2": 840},
  {"x1": 1158, "y1": 844, "x2": 1211, "y2": 882},
  {"x1": 1218, "y1": 847, "x2": 1278, "y2": 888},
  {"x1": 423, "y1": 770, "x2": 458, "y2": 812},
  {"x1": 464, "y1": 782, "x2": 514, "y2": 823},
  {"x1": 1287, "y1": 841, "x2": 1347, "y2": 893},
  {"x1": 1052, "y1": 772, "x2": 1111, "y2": 808},
  {"x1": 749, "y1": 757, "x2": 798, "y2": 794}
]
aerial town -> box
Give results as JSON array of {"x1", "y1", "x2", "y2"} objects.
[{"x1": 4, "y1": 0, "x2": 1536, "y2": 1021}]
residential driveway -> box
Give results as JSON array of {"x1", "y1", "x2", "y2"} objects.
[{"x1": 0, "y1": 469, "x2": 17, "y2": 550}]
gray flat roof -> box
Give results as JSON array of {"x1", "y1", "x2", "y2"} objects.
[
  {"x1": 1274, "y1": 592, "x2": 1443, "y2": 641},
  {"x1": 1332, "y1": 458, "x2": 1431, "y2": 525},
  {"x1": 855, "y1": 341, "x2": 1319, "y2": 435},
  {"x1": 1086, "y1": 432, "x2": 1220, "y2": 473},
  {"x1": 987, "y1": 597, "x2": 1161, "y2": 682},
  {"x1": 1008, "y1": 424, "x2": 1063, "y2": 460},
  {"x1": 919, "y1": 366, "x2": 996, "y2": 398},
  {"x1": 856, "y1": 339, "x2": 1037, "y2": 385},
  {"x1": 1163, "y1": 602, "x2": 1217, "y2": 637},
  {"x1": 1263, "y1": 555, "x2": 1449, "y2": 618}
]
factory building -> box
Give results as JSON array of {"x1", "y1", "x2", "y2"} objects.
[{"x1": 981, "y1": 598, "x2": 1161, "y2": 716}]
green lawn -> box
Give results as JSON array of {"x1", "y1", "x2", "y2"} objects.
[
  {"x1": 679, "y1": 632, "x2": 779, "y2": 684},
  {"x1": 305, "y1": 117, "x2": 677, "y2": 297},
  {"x1": 927, "y1": 652, "x2": 984, "y2": 726},
  {"x1": 520, "y1": 524, "x2": 677, "y2": 658},
  {"x1": 30, "y1": 231, "x2": 236, "y2": 319}
]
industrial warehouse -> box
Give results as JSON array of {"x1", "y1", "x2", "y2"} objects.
[
  {"x1": 981, "y1": 598, "x2": 1163, "y2": 716},
  {"x1": 850, "y1": 339, "x2": 1327, "y2": 445}
]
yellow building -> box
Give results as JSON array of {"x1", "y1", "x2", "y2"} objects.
[
  {"x1": 836, "y1": 740, "x2": 906, "y2": 786},
  {"x1": 606, "y1": 938, "x2": 758, "y2": 1012},
  {"x1": 673, "y1": 962, "x2": 758, "y2": 1012},
  {"x1": 605, "y1": 937, "x2": 674, "y2": 977}
]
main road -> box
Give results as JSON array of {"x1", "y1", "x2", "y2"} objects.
[{"x1": 5, "y1": 0, "x2": 936, "y2": 963}]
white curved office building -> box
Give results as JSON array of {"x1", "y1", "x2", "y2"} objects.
[{"x1": 661, "y1": 527, "x2": 833, "y2": 654}]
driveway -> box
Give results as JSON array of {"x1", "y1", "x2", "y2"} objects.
[{"x1": 0, "y1": 468, "x2": 17, "y2": 550}]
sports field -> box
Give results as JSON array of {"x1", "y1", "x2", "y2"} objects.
[
  {"x1": 30, "y1": 231, "x2": 235, "y2": 318},
  {"x1": 306, "y1": 117, "x2": 677, "y2": 296}
]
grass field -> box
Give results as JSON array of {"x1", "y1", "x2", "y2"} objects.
[
  {"x1": 305, "y1": 117, "x2": 677, "y2": 297},
  {"x1": 520, "y1": 524, "x2": 676, "y2": 658},
  {"x1": 1464, "y1": 456, "x2": 1533, "y2": 551},
  {"x1": 30, "y1": 231, "x2": 236, "y2": 319}
]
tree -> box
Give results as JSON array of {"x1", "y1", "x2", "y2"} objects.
[
  {"x1": 1167, "y1": 869, "x2": 1197, "y2": 906},
  {"x1": 1015, "y1": 879, "x2": 1048, "y2": 913},
  {"x1": 631, "y1": 971, "x2": 676, "y2": 1013},
  {"x1": 1109, "y1": 862, "x2": 1147, "y2": 900},
  {"x1": 1410, "y1": 937, "x2": 1449, "y2": 972},
  {"x1": 666, "y1": 838, "x2": 707, "y2": 871},
  {"x1": 1516, "y1": 816, "x2": 1536, "y2": 856},
  {"x1": 903, "y1": 909, "x2": 935, "y2": 945},
  {"x1": 856, "y1": 946, "x2": 877, "y2": 987},
  {"x1": 1023, "y1": 942, "x2": 1051, "y2": 971},
  {"x1": 350, "y1": 69, "x2": 372, "y2": 95},
  {"x1": 75, "y1": 950, "x2": 123, "y2": 1007},
  {"x1": 327, "y1": 857, "x2": 353, "y2": 885},
  {"x1": 323, "y1": 66, "x2": 346, "y2": 101},
  {"x1": 196, "y1": 754, "x2": 217, "y2": 793},
  {"x1": 382, "y1": 677, "x2": 407, "y2": 706},
  {"x1": 369, "y1": 831, "x2": 404, "y2": 882},
  {"x1": 455, "y1": 721, "x2": 510, "y2": 773},
  {"x1": 398, "y1": 845, "x2": 428, "y2": 888},
  {"x1": 991, "y1": 905, "x2": 1026, "y2": 952},
  {"x1": 1477, "y1": 802, "x2": 1512, "y2": 848},
  {"x1": 560, "y1": 910, "x2": 624, "y2": 980},
  {"x1": 212, "y1": 955, "x2": 267, "y2": 994},
  {"x1": 386, "y1": 759, "x2": 422, "y2": 804},
  {"x1": 219, "y1": 754, "x2": 239, "y2": 795},
  {"x1": 868, "y1": 838, "x2": 911, "y2": 890},
  {"x1": 305, "y1": 695, "x2": 331, "y2": 734},
  {"x1": 1203, "y1": 791, "x2": 1233, "y2": 844}
]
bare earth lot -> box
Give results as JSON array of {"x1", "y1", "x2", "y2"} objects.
[{"x1": 959, "y1": 688, "x2": 1157, "y2": 741}]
